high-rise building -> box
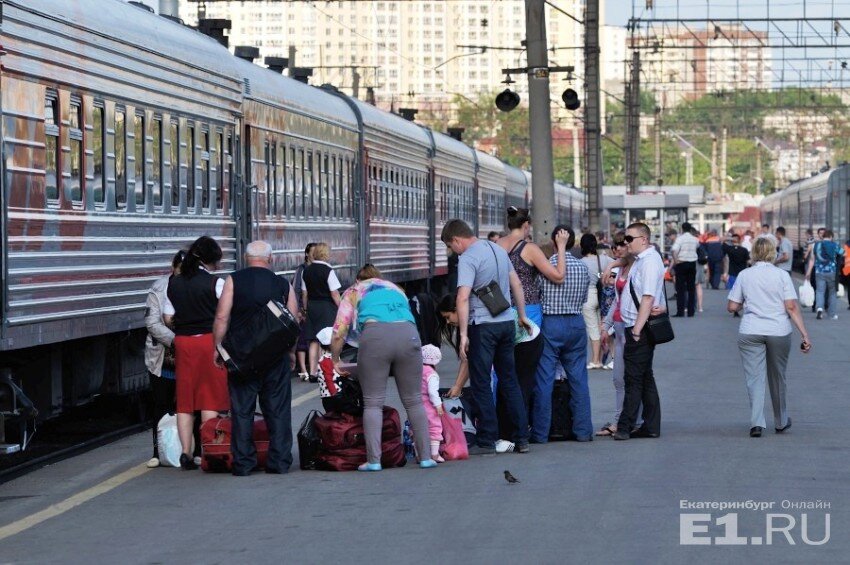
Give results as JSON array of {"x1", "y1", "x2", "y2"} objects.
[{"x1": 178, "y1": 1, "x2": 595, "y2": 128}]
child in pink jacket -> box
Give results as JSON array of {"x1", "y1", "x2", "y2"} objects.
[{"x1": 420, "y1": 345, "x2": 444, "y2": 463}]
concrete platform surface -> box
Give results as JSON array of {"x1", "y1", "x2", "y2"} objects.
[{"x1": 0, "y1": 287, "x2": 847, "y2": 564}]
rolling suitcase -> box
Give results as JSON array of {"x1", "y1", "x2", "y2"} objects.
[
  {"x1": 201, "y1": 415, "x2": 269, "y2": 472},
  {"x1": 548, "y1": 379, "x2": 576, "y2": 441}
]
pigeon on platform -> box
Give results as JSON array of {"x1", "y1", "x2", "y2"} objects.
[{"x1": 504, "y1": 470, "x2": 519, "y2": 484}]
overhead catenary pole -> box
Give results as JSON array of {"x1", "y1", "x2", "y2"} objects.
[
  {"x1": 526, "y1": 0, "x2": 556, "y2": 244},
  {"x1": 625, "y1": 51, "x2": 641, "y2": 194},
  {"x1": 720, "y1": 125, "x2": 728, "y2": 197},
  {"x1": 710, "y1": 133, "x2": 718, "y2": 195},
  {"x1": 583, "y1": 0, "x2": 602, "y2": 232}
]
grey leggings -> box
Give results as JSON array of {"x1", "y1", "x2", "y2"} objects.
[
  {"x1": 737, "y1": 333, "x2": 790, "y2": 429},
  {"x1": 357, "y1": 322, "x2": 431, "y2": 464}
]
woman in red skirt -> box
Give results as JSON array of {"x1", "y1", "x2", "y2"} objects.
[{"x1": 163, "y1": 236, "x2": 230, "y2": 470}]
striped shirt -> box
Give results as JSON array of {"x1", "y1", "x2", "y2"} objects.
[{"x1": 539, "y1": 253, "x2": 590, "y2": 315}]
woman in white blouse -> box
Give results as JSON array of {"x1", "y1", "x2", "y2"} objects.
[{"x1": 727, "y1": 238, "x2": 811, "y2": 438}]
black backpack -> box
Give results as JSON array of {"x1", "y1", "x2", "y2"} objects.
[{"x1": 696, "y1": 245, "x2": 708, "y2": 265}]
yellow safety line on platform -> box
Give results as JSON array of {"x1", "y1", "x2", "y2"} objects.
[
  {"x1": 291, "y1": 389, "x2": 316, "y2": 408},
  {"x1": 0, "y1": 463, "x2": 149, "y2": 542}
]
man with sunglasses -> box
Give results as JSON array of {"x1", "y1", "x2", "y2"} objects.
[{"x1": 613, "y1": 223, "x2": 666, "y2": 441}]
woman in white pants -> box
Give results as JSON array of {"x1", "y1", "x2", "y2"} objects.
[{"x1": 727, "y1": 238, "x2": 811, "y2": 437}]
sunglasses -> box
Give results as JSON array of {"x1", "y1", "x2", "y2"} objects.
[{"x1": 623, "y1": 234, "x2": 645, "y2": 243}]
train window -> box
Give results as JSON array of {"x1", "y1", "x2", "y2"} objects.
[
  {"x1": 264, "y1": 141, "x2": 271, "y2": 217},
  {"x1": 277, "y1": 143, "x2": 284, "y2": 217},
  {"x1": 295, "y1": 148, "x2": 304, "y2": 218},
  {"x1": 200, "y1": 130, "x2": 210, "y2": 211},
  {"x1": 314, "y1": 149, "x2": 322, "y2": 218},
  {"x1": 185, "y1": 125, "x2": 195, "y2": 210},
  {"x1": 115, "y1": 110, "x2": 126, "y2": 208},
  {"x1": 170, "y1": 122, "x2": 179, "y2": 211},
  {"x1": 68, "y1": 101, "x2": 83, "y2": 205},
  {"x1": 305, "y1": 150, "x2": 314, "y2": 218},
  {"x1": 287, "y1": 146, "x2": 295, "y2": 218},
  {"x1": 224, "y1": 133, "x2": 232, "y2": 214},
  {"x1": 270, "y1": 141, "x2": 278, "y2": 217},
  {"x1": 133, "y1": 114, "x2": 145, "y2": 206},
  {"x1": 92, "y1": 105, "x2": 105, "y2": 205},
  {"x1": 322, "y1": 153, "x2": 330, "y2": 219},
  {"x1": 151, "y1": 117, "x2": 162, "y2": 207},
  {"x1": 44, "y1": 95, "x2": 59, "y2": 202},
  {"x1": 330, "y1": 155, "x2": 339, "y2": 218}
]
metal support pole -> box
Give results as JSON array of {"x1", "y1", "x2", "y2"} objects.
[
  {"x1": 654, "y1": 106, "x2": 662, "y2": 185},
  {"x1": 584, "y1": 0, "x2": 602, "y2": 232},
  {"x1": 720, "y1": 126, "x2": 728, "y2": 197},
  {"x1": 625, "y1": 51, "x2": 641, "y2": 194},
  {"x1": 572, "y1": 122, "x2": 581, "y2": 188},
  {"x1": 525, "y1": 0, "x2": 556, "y2": 243},
  {"x1": 710, "y1": 133, "x2": 718, "y2": 195}
]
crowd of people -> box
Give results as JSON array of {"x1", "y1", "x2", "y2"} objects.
[{"x1": 142, "y1": 212, "x2": 832, "y2": 474}]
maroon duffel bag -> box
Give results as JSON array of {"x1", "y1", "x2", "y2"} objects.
[{"x1": 312, "y1": 406, "x2": 406, "y2": 471}]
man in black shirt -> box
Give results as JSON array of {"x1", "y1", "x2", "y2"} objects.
[
  {"x1": 722, "y1": 233, "x2": 750, "y2": 313},
  {"x1": 213, "y1": 241, "x2": 298, "y2": 476}
]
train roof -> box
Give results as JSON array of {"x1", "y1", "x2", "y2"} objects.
[
  {"x1": 504, "y1": 165, "x2": 528, "y2": 189},
  {"x1": 348, "y1": 98, "x2": 432, "y2": 147},
  {"x1": 236, "y1": 60, "x2": 358, "y2": 129},
  {"x1": 11, "y1": 0, "x2": 239, "y2": 78},
  {"x1": 475, "y1": 150, "x2": 506, "y2": 174},
  {"x1": 431, "y1": 130, "x2": 475, "y2": 162}
]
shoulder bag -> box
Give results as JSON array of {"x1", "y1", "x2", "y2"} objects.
[
  {"x1": 628, "y1": 276, "x2": 675, "y2": 345},
  {"x1": 472, "y1": 242, "x2": 511, "y2": 316},
  {"x1": 595, "y1": 254, "x2": 604, "y2": 306}
]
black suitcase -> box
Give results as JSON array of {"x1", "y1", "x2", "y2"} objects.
[{"x1": 548, "y1": 379, "x2": 576, "y2": 441}]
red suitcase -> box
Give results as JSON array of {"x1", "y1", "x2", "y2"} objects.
[
  {"x1": 311, "y1": 406, "x2": 405, "y2": 471},
  {"x1": 201, "y1": 415, "x2": 269, "y2": 472}
]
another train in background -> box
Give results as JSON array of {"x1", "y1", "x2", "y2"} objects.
[
  {"x1": 760, "y1": 164, "x2": 850, "y2": 267},
  {"x1": 0, "y1": 0, "x2": 585, "y2": 423}
]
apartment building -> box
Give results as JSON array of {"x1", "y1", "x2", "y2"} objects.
[{"x1": 178, "y1": 1, "x2": 593, "y2": 125}]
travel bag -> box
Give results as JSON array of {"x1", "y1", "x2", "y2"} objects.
[
  {"x1": 308, "y1": 406, "x2": 406, "y2": 471},
  {"x1": 200, "y1": 415, "x2": 269, "y2": 472},
  {"x1": 439, "y1": 410, "x2": 469, "y2": 460},
  {"x1": 548, "y1": 379, "x2": 576, "y2": 441},
  {"x1": 297, "y1": 410, "x2": 323, "y2": 470}
]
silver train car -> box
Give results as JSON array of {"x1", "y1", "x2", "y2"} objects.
[
  {"x1": 0, "y1": 0, "x2": 587, "y2": 419},
  {"x1": 760, "y1": 165, "x2": 850, "y2": 262}
]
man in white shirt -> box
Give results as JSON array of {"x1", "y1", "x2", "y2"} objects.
[
  {"x1": 774, "y1": 226, "x2": 794, "y2": 273},
  {"x1": 756, "y1": 223, "x2": 778, "y2": 245},
  {"x1": 669, "y1": 221, "x2": 699, "y2": 317},
  {"x1": 614, "y1": 222, "x2": 666, "y2": 441}
]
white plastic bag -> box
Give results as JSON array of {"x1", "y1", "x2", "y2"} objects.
[
  {"x1": 838, "y1": 283, "x2": 846, "y2": 298},
  {"x1": 156, "y1": 413, "x2": 182, "y2": 467},
  {"x1": 799, "y1": 281, "x2": 815, "y2": 308}
]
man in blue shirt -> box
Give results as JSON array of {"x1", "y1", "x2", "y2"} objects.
[
  {"x1": 805, "y1": 228, "x2": 845, "y2": 320},
  {"x1": 441, "y1": 219, "x2": 533, "y2": 455},
  {"x1": 529, "y1": 225, "x2": 593, "y2": 442}
]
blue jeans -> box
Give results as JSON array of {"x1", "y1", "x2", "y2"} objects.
[
  {"x1": 530, "y1": 314, "x2": 593, "y2": 441},
  {"x1": 816, "y1": 272, "x2": 837, "y2": 317},
  {"x1": 468, "y1": 321, "x2": 529, "y2": 447},
  {"x1": 725, "y1": 275, "x2": 737, "y2": 290}
]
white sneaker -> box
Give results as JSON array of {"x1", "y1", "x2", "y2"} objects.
[
  {"x1": 833, "y1": 315, "x2": 839, "y2": 320},
  {"x1": 603, "y1": 360, "x2": 614, "y2": 370},
  {"x1": 146, "y1": 457, "x2": 160, "y2": 468},
  {"x1": 495, "y1": 439, "x2": 515, "y2": 453},
  {"x1": 586, "y1": 362, "x2": 602, "y2": 370}
]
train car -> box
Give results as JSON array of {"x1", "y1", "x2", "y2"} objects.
[
  {"x1": 429, "y1": 130, "x2": 476, "y2": 277},
  {"x1": 476, "y1": 150, "x2": 508, "y2": 238},
  {"x1": 760, "y1": 165, "x2": 850, "y2": 261},
  {"x1": 236, "y1": 60, "x2": 360, "y2": 285},
  {"x1": 1, "y1": 0, "x2": 242, "y2": 417},
  {"x1": 346, "y1": 99, "x2": 432, "y2": 282},
  {"x1": 505, "y1": 164, "x2": 528, "y2": 212}
]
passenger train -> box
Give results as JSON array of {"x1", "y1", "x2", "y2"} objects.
[
  {"x1": 760, "y1": 164, "x2": 850, "y2": 265},
  {"x1": 0, "y1": 0, "x2": 585, "y2": 421}
]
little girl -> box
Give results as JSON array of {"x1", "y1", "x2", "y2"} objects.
[{"x1": 420, "y1": 344, "x2": 445, "y2": 463}]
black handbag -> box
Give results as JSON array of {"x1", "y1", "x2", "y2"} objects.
[
  {"x1": 218, "y1": 299, "x2": 300, "y2": 379},
  {"x1": 472, "y1": 242, "x2": 510, "y2": 316},
  {"x1": 629, "y1": 279, "x2": 675, "y2": 345}
]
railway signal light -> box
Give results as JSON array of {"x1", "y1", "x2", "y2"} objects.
[
  {"x1": 562, "y1": 88, "x2": 580, "y2": 111},
  {"x1": 495, "y1": 88, "x2": 520, "y2": 112}
]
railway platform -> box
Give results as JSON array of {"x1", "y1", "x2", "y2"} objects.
[{"x1": 0, "y1": 287, "x2": 847, "y2": 563}]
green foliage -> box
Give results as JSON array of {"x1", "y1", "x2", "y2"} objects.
[{"x1": 419, "y1": 87, "x2": 849, "y2": 196}]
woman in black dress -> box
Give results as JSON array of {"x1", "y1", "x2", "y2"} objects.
[{"x1": 302, "y1": 242, "x2": 342, "y2": 376}]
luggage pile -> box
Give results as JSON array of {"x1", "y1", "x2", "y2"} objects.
[
  {"x1": 200, "y1": 415, "x2": 270, "y2": 472},
  {"x1": 298, "y1": 406, "x2": 406, "y2": 471}
]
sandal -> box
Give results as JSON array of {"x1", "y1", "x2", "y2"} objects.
[{"x1": 595, "y1": 423, "x2": 617, "y2": 436}]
